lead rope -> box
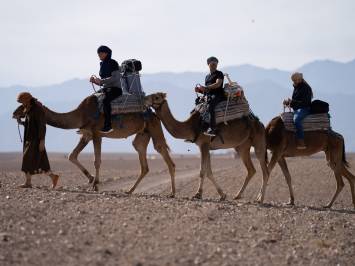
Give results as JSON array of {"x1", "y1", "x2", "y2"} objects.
[
  {"x1": 17, "y1": 121, "x2": 23, "y2": 143},
  {"x1": 223, "y1": 88, "x2": 232, "y2": 125},
  {"x1": 90, "y1": 75, "x2": 99, "y2": 93},
  {"x1": 223, "y1": 73, "x2": 233, "y2": 125}
]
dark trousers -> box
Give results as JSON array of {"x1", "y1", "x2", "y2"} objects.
[
  {"x1": 208, "y1": 94, "x2": 224, "y2": 129},
  {"x1": 102, "y1": 87, "x2": 122, "y2": 126}
]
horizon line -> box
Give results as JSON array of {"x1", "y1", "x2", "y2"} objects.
[{"x1": 2, "y1": 57, "x2": 354, "y2": 89}]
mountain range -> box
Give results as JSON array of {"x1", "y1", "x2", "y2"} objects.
[{"x1": 1, "y1": 59, "x2": 354, "y2": 154}]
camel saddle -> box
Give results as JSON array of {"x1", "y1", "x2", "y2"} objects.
[
  {"x1": 95, "y1": 93, "x2": 146, "y2": 115},
  {"x1": 280, "y1": 112, "x2": 331, "y2": 132},
  {"x1": 195, "y1": 97, "x2": 250, "y2": 125}
]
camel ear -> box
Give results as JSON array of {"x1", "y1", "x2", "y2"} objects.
[{"x1": 162, "y1": 93, "x2": 167, "y2": 99}]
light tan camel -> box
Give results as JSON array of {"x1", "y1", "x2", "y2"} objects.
[
  {"x1": 237, "y1": 115, "x2": 355, "y2": 208},
  {"x1": 145, "y1": 92, "x2": 269, "y2": 202},
  {"x1": 13, "y1": 95, "x2": 176, "y2": 195}
]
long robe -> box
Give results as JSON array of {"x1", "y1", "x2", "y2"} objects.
[{"x1": 21, "y1": 100, "x2": 50, "y2": 175}]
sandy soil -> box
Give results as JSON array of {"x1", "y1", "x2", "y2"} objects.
[{"x1": 1, "y1": 152, "x2": 355, "y2": 266}]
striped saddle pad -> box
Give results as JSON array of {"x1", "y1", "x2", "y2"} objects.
[
  {"x1": 95, "y1": 93, "x2": 146, "y2": 115},
  {"x1": 280, "y1": 112, "x2": 331, "y2": 132},
  {"x1": 196, "y1": 98, "x2": 250, "y2": 124}
]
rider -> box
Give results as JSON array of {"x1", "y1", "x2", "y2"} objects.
[
  {"x1": 90, "y1": 45, "x2": 122, "y2": 132},
  {"x1": 195, "y1": 56, "x2": 225, "y2": 136},
  {"x1": 283, "y1": 72, "x2": 313, "y2": 149}
]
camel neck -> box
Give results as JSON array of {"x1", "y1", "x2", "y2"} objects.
[
  {"x1": 43, "y1": 105, "x2": 84, "y2": 129},
  {"x1": 155, "y1": 101, "x2": 197, "y2": 140}
]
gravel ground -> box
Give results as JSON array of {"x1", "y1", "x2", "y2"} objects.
[{"x1": 1, "y1": 153, "x2": 355, "y2": 266}]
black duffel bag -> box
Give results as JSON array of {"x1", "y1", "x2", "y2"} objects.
[
  {"x1": 310, "y1": 99, "x2": 329, "y2": 114},
  {"x1": 121, "y1": 59, "x2": 142, "y2": 73}
]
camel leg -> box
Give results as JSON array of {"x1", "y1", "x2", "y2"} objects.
[
  {"x1": 206, "y1": 164, "x2": 227, "y2": 201},
  {"x1": 268, "y1": 150, "x2": 283, "y2": 174},
  {"x1": 278, "y1": 157, "x2": 295, "y2": 205},
  {"x1": 126, "y1": 132, "x2": 151, "y2": 194},
  {"x1": 342, "y1": 166, "x2": 355, "y2": 208},
  {"x1": 68, "y1": 136, "x2": 94, "y2": 183},
  {"x1": 234, "y1": 146, "x2": 256, "y2": 200},
  {"x1": 325, "y1": 170, "x2": 344, "y2": 208},
  {"x1": 255, "y1": 142, "x2": 270, "y2": 204},
  {"x1": 92, "y1": 135, "x2": 102, "y2": 191},
  {"x1": 147, "y1": 115, "x2": 176, "y2": 197},
  {"x1": 153, "y1": 141, "x2": 176, "y2": 198},
  {"x1": 198, "y1": 144, "x2": 226, "y2": 200},
  {"x1": 193, "y1": 145, "x2": 208, "y2": 200}
]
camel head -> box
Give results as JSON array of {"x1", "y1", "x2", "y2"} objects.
[
  {"x1": 145, "y1": 92, "x2": 167, "y2": 110},
  {"x1": 12, "y1": 105, "x2": 25, "y2": 120}
]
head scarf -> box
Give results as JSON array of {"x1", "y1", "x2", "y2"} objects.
[{"x1": 17, "y1": 92, "x2": 33, "y2": 104}]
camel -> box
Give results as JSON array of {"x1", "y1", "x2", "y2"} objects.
[
  {"x1": 236, "y1": 114, "x2": 355, "y2": 208},
  {"x1": 12, "y1": 95, "x2": 176, "y2": 195},
  {"x1": 144, "y1": 92, "x2": 269, "y2": 202}
]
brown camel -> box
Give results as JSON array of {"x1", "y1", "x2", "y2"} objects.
[
  {"x1": 13, "y1": 95, "x2": 176, "y2": 195},
  {"x1": 237, "y1": 115, "x2": 355, "y2": 208},
  {"x1": 145, "y1": 92, "x2": 269, "y2": 202}
]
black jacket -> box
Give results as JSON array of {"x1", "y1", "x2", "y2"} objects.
[
  {"x1": 290, "y1": 81, "x2": 313, "y2": 110},
  {"x1": 99, "y1": 57, "x2": 119, "y2": 79}
]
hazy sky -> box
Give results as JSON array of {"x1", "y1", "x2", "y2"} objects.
[{"x1": 1, "y1": 0, "x2": 354, "y2": 87}]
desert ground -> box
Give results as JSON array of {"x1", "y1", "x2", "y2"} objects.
[{"x1": 1, "y1": 152, "x2": 355, "y2": 266}]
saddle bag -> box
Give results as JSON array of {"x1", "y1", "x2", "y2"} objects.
[
  {"x1": 120, "y1": 59, "x2": 144, "y2": 96},
  {"x1": 310, "y1": 99, "x2": 329, "y2": 114},
  {"x1": 121, "y1": 59, "x2": 142, "y2": 73}
]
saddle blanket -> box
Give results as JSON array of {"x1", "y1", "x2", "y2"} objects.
[
  {"x1": 196, "y1": 98, "x2": 250, "y2": 124},
  {"x1": 280, "y1": 112, "x2": 331, "y2": 132},
  {"x1": 95, "y1": 93, "x2": 146, "y2": 115}
]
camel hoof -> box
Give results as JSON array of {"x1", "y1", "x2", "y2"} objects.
[
  {"x1": 88, "y1": 176, "x2": 95, "y2": 184},
  {"x1": 220, "y1": 193, "x2": 227, "y2": 201},
  {"x1": 125, "y1": 190, "x2": 133, "y2": 195},
  {"x1": 167, "y1": 193, "x2": 175, "y2": 198},
  {"x1": 323, "y1": 205, "x2": 331, "y2": 209},
  {"x1": 192, "y1": 193, "x2": 202, "y2": 200},
  {"x1": 234, "y1": 194, "x2": 242, "y2": 200},
  {"x1": 51, "y1": 175, "x2": 59, "y2": 189},
  {"x1": 18, "y1": 184, "x2": 32, "y2": 189},
  {"x1": 91, "y1": 183, "x2": 99, "y2": 192},
  {"x1": 286, "y1": 201, "x2": 295, "y2": 206}
]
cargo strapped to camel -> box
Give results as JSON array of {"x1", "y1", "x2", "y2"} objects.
[
  {"x1": 120, "y1": 59, "x2": 144, "y2": 96},
  {"x1": 280, "y1": 112, "x2": 331, "y2": 132},
  {"x1": 195, "y1": 73, "x2": 250, "y2": 125},
  {"x1": 281, "y1": 98, "x2": 331, "y2": 132},
  {"x1": 95, "y1": 93, "x2": 146, "y2": 115},
  {"x1": 94, "y1": 59, "x2": 146, "y2": 115}
]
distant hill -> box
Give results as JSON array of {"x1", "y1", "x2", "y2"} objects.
[{"x1": 1, "y1": 59, "x2": 355, "y2": 153}]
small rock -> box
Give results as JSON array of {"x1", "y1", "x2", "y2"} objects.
[
  {"x1": 104, "y1": 249, "x2": 112, "y2": 255},
  {"x1": 0, "y1": 233, "x2": 9, "y2": 242},
  {"x1": 248, "y1": 226, "x2": 257, "y2": 232}
]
